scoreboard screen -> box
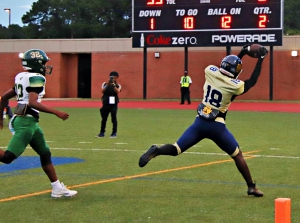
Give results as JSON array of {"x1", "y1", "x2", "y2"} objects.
[{"x1": 132, "y1": 0, "x2": 283, "y2": 47}]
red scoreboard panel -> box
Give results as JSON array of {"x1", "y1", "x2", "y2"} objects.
[{"x1": 132, "y1": 0, "x2": 283, "y2": 47}]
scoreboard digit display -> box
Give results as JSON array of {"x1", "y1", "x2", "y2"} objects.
[{"x1": 132, "y1": 0, "x2": 283, "y2": 48}]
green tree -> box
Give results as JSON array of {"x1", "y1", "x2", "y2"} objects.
[
  {"x1": 21, "y1": 0, "x2": 131, "y2": 38},
  {"x1": 0, "y1": 25, "x2": 9, "y2": 39},
  {"x1": 284, "y1": 0, "x2": 300, "y2": 35},
  {"x1": 0, "y1": 24, "x2": 25, "y2": 39},
  {"x1": 10, "y1": 25, "x2": 26, "y2": 39},
  {"x1": 0, "y1": 0, "x2": 299, "y2": 39}
]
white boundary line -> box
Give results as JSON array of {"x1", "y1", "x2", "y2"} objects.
[
  {"x1": 1, "y1": 146, "x2": 298, "y2": 159},
  {"x1": 52, "y1": 148, "x2": 300, "y2": 159}
]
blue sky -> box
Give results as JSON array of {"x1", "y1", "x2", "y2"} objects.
[{"x1": 0, "y1": 0, "x2": 38, "y2": 27}]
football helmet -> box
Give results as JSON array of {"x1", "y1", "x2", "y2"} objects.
[
  {"x1": 19, "y1": 49, "x2": 53, "y2": 75},
  {"x1": 219, "y1": 55, "x2": 242, "y2": 79}
]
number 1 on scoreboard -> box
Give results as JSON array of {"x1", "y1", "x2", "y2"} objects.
[{"x1": 150, "y1": 18, "x2": 155, "y2": 29}]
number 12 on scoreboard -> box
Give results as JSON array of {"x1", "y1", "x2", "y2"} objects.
[{"x1": 221, "y1": 16, "x2": 231, "y2": 29}]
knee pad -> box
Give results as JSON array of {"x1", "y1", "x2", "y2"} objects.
[
  {"x1": 40, "y1": 152, "x2": 52, "y2": 166},
  {"x1": 173, "y1": 143, "x2": 182, "y2": 156},
  {"x1": 231, "y1": 147, "x2": 240, "y2": 158},
  {"x1": 1, "y1": 150, "x2": 16, "y2": 164}
]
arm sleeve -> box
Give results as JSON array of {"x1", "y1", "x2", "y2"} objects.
[
  {"x1": 242, "y1": 58, "x2": 264, "y2": 94},
  {"x1": 26, "y1": 76, "x2": 45, "y2": 94},
  {"x1": 237, "y1": 44, "x2": 252, "y2": 59},
  {"x1": 102, "y1": 82, "x2": 107, "y2": 89},
  {"x1": 26, "y1": 87, "x2": 44, "y2": 94},
  {"x1": 237, "y1": 49, "x2": 247, "y2": 60},
  {"x1": 116, "y1": 84, "x2": 122, "y2": 91}
]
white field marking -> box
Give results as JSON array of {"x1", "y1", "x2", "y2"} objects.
[
  {"x1": 0, "y1": 146, "x2": 299, "y2": 159},
  {"x1": 79, "y1": 142, "x2": 92, "y2": 144},
  {"x1": 270, "y1": 148, "x2": 280, "y2": 150},
  {"x1": 51, "y1": 148, "x2": 300, "y2": 159},
  {"x1": 185, "y1": 151, "x2": 300, "y2": 159},
  {"x1": 45, "y1": 141, "x2": 54, "y2": 143},
  {"x1": 50, "y1": 148, "x2": 137, "y2": 152},
  {"x1": 156, "y1": 144, "x2": 199, "y2": 148}
]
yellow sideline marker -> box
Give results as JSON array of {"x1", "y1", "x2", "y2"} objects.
[
  {"x1": 0, "y1": 150, "x2": 260, "y2": 202},
  {"x1": 275, "y1": 198, "x2": 291, "y2": 223}
]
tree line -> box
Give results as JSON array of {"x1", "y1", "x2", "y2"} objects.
[{"x1": 0, "y1": 0, "x2": 299, "y2": 39}]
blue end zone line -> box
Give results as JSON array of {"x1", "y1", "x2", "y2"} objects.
[{"x1": 0, "y1": 157, "x2": 84, "y2": 173}]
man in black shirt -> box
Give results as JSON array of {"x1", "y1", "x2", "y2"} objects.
[{"x1": 96, "y1": 71, "x2": 121, "y2": 138}]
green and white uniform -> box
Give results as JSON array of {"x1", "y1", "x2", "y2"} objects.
[{"x1": 8, "y1": 72, "x2": 50, "y2": 157}]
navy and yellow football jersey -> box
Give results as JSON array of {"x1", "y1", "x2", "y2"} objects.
[{"x1": 202, "y1": 65, "x2": 244, "y2": 114}]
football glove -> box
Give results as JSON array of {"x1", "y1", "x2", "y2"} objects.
[
  {"x1": 259, "y1": 47, "x2": 268, "y2": 58},
  {"x1": 241, "y1": 43, "x2": 252, "y2": 52}
]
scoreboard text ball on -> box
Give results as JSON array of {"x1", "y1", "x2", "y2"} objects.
[{"x1": 132, "y1": 0, "x2": 283, "y2": 47}]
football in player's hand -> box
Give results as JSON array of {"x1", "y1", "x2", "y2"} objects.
[{"x1": 246, "y1": 44, "x2": 266, "y2": 58}]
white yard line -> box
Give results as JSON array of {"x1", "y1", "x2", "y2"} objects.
[{"x1": 1, "y1": 146, "x2": 297, "y2": 159}]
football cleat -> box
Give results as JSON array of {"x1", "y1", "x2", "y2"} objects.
[
  {"x1": 51, "y1": 182, "x2": 77, "y2": 198},
  {"x1": 139, "y1": 145, "x2": 159, "y2": 168},
  {"x1": 109, "y1": 133, "x2": 117, "y2": 138},
  {"x1": 247, "y1": 183, "x2": 263, "y2": 197},
  {"x1": 95, "y1": 133, "x2": 105, "y2": 138}
]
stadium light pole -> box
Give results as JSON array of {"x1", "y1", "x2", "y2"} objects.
[{"x1": 4, "y1": 8, "x2": 11, "y2": 26}]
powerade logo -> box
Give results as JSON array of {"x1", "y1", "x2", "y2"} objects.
[
  {"x1": 146, "y1": 35, "x2": 198, "y2": 46},
  {"x1": 212, "y1": 34, "x2": 277, "y2": 43}
]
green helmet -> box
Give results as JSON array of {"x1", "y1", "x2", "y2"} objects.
[{"x1": 20, "y1": 49, "x2": 53, "y2": 75}]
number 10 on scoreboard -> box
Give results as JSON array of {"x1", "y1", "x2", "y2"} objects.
[{"x1": 184, "y1": 17, "x2": 194, "y2": 29}]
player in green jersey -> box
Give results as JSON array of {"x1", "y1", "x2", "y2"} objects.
[{"x1": 0, "y1": 49, "x2": 77, "y2": 198}]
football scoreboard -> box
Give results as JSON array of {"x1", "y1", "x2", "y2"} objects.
[{"x1": 132, "y1": 0, "x2": 283, "y2": 47}]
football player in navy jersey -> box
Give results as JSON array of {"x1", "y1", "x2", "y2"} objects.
[
  {"x1": 139, "y1": 44, "x2": 268, "y2": 197},
  {"x1": 0, "y1": 49, "x2": 77, "y2": 198}
]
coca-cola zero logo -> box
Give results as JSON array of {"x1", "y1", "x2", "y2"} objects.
[{"x1": 146, "y1": 35, "x2": 198, "y2": 46}]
